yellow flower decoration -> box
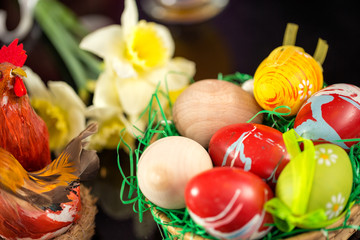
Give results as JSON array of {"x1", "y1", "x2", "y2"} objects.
[
  {"x1": 80, "y1": 0, "x2": 195, "y2": 149},
  {"x1": 85, "y1": 105, "x2": 138, "y2": 152},
  {"x1": 23, "y1": 67, "x2": 86, "y2": 154},
  {"x1": 125, "y1": 20, "x2": 170, "y2": 70}
]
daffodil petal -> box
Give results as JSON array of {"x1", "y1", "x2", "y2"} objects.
[
  {"x1": 117, "y1": 79, "x2": 155, "y2": 116},
  {"x1": 151, "y1": 23, "x2": 175, "y2": 59},
  {"x1": 86, "y1": 105, "x2": 136, "y2": 137},
  {"x1": 47, "y1": 81, "x2": 86, "y2": 111},
  {"x1": 66, "y1": 107, "x2": 86, "y2": 145},
  {"x1": 80, "y1": 25, "x2": 124, "y2": 59},
  {"x1": 121, "y1": 0, "x2": 138, "y2": 37},
  {"x1": 86, "y1": 105, "x2": 122, "y2": 121},
  {"x1": 23, "y1": 66, "x2": 51, "y2": 100},
  {"x1": 47, "y1": 81, "x2": 86, "y2": 152},
  {"x1": 146, "y1": 57, "x2": 195, "y2": 90},
  {"x1": 88, "y1": 118, "x2": 131, "y2": 151},
  {"x1": 85, "y1": 107, "x2": 135, "y2": 151},
  {"x1": 24, "y1": 75, "x2": 86, "y2": 153},
  {"x1": 111, "y1": 56, "x2": 137, "y2": 79},
  {"x1": 92, "y1": 70, "x2": 121, "y2": 108}
]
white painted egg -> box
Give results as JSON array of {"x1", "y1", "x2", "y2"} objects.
[{"x1": 137, "y1": 136, "x2": 213, "y2": 209}]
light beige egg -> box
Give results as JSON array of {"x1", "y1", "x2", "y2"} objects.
[
  {"x1": 172, "y1": 79, "x2": 263, "y2": 148},
  {"x1": 137, "y1": 136, "x2": 213, "y2": 209}
]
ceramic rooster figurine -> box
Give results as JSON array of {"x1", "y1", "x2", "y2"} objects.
[
  {"x1": 0, "y1": 123, "x2": 99, "y2": 239},
  {"x1": 0, "y1": 39, "x2": 51, "y2": 172}
]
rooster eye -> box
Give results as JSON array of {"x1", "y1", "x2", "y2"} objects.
[{"x1": 0, "y1": 71, "x2": 2, "y2": 81}]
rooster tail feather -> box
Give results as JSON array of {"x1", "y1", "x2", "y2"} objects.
[
  {"x1": 76, "y1": 123, "x2": 98, "y2": 142},
  {"x1": 54, "y1": 122, "x2": 99, "y2": 180},
  {"x1": 30, "y1": 123, "x2": 99, "y2": 187},
  {"x1": 78, "y1": 123, "x2": 99, "y2": 180},
  {"x1": 79, "y1": 149, "x2": 99, "y2": 181}
]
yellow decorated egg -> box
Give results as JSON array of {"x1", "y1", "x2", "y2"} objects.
[{"x1": 254, "y1": 46, "x2": 323, "y2": 116}]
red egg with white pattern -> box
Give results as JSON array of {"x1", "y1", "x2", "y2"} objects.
[
  {"x1": 208, "y1": 123, "x2": 290, "y2": 186},
  {"x1": 185, "y1": 167, "x2": 273, "y2": 240},
  {"x1": 294, "y1": 83, "x2": 360, "y2": 150}
]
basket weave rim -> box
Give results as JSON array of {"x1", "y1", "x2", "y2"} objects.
[
  {"x1": 54, "y1": 184, "x2": 98, "y2": 240},
  {"x1": 152, "y1": 204, "x2": 360, "y2": 240},
  {"x1": 151, "y1": 206, "x2": 207, "y2": 240}
]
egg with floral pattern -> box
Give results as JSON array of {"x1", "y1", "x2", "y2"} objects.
[
  {"x1": 254, "y1": 46, "x2": 323, "y2": 116},
  {"x1": 307, "y1": 143, "x2": 353, "y2": 220},
  {"x1": 273, "y1": 143, "x2": 353, "y2": 229},
  {"x1": 294, "y1": 83, "x2": 360, "y2": 150}
]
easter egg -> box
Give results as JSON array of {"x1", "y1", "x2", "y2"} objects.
[
  {"x1": 254, "y1": 46, "x2": 323, "y2": 116},
  {"x1": 269, "y1": 142, "x2": 353, "y2": 230},
  {"x1": 185, "y1": 167, "x2": 274, "y2": 240},
  {"x1": 172, "y1": 79, "x2": 263, "y2": 148},
  {"x1": 208, "y1": 123, "x2": 290, "y2": 185},
  {"x1": 294, "y1": 83, "x2": 360, "y2": 150},
  {"x1": 137, "y1": 136, "x2": 213, "y2": 209},
  {"x1": 307, "y1": 144, "x2": 353, "y2": 220}
]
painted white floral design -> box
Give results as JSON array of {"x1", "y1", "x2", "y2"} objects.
[
  {"x1": 315, "y1": 147, "x2": 338, "y2": 166},
  {"x1": 298, "y1": 79, "x2": 313, "y2": 100},
  {"x1": 325, "y1": 193, "x2": 345, "y2": 219}
]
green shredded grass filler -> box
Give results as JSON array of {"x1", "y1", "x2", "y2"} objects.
[{"x1": 117, "y1": 73, "x2": 360, "y2": 239}]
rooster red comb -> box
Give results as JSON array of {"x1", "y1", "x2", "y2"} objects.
[{"x1": 0, "y1": 39, "x2": 27, "y2": 67}]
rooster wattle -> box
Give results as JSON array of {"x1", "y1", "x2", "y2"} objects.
[
  {"x1": 0, "y1": 39, "x2": 51, "y2": 172},
  {"x1": 0, "y1": 123, "x2": 99, "y2": 240}
]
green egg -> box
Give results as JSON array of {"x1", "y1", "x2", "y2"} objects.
[
  {"x1": 265, "y1": 135, "x2": 354, "y2": 232},
  {"x1": 307, "y1": 144, "x2": 353, "y2": 220}
]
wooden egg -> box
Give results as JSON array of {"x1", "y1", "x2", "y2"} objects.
[
  {"x1": 172, "y1": 79, "x2": 263, "y2": 148},
  {"x1": 254, "y1": 46, "x2": 323, "y2": 116},
  {"x1": 137, "y1": 136, "x2": 213, "y2": 209},
  {"x1": 294, "y1": 83, "x2": 360, "y2": 150},
  {"x1": 208, "y1": 123, "x2": 290, "y2": 186},
  {"x1": 185, "y1": 167, "x2": 274, "y2": 239}
]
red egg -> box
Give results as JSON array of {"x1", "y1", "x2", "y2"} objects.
[
  {"x1": 294, "y1": 83, "x2": 360, "y2": 150},
  {"x1": 185, "y1": 167, "x2": 273, "y2": 240},
  {"x1": 208, "y1": 123, "x2": 290, "y2": 185}
]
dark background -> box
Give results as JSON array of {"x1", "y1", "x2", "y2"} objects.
[
  {"x1": 1, "y1": 0, "x2": 360, "y2": 239},
  {"x1": 2, "y1": 0, "x2": 360, "y2": 86}
]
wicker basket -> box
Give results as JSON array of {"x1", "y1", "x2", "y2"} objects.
[
  {"x1": 54, "y1": 184, "x2": 97, "y2": 240},
  {"x1": 151, "y1": 204, "x2": 360, "y2": 240},
  {"x1": 120, "y1": 75, "x2": 360, "y2": 240},
  {"x1": 145, "y1": 131, "x2": 360, "y2": 240}
]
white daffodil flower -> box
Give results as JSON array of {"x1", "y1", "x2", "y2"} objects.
[
  {"x1": 23, "y1": 67, "x2": 86, "y2": 154},
  {"x1": 85, "y1": 105, "x2": 142, "y2": 151},
  {"x1": 80, "y1": 0, "x2": 195, "y2": 141}
]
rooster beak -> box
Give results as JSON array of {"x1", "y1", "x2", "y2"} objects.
[{"x1": 12, "y1": 67, "x2": 27, "y2": 78}]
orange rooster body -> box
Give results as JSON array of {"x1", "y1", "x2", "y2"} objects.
[
  {"x1": 0, "y1": 39, "x2": 51, "y2": 171},
  {"x1": 0, "y1": 123, "x2": 99, "y2": 239}
]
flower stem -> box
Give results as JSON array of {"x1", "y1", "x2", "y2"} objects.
[{"x1": 34, "y1": 0, "x2": 101, "y2": 100}]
